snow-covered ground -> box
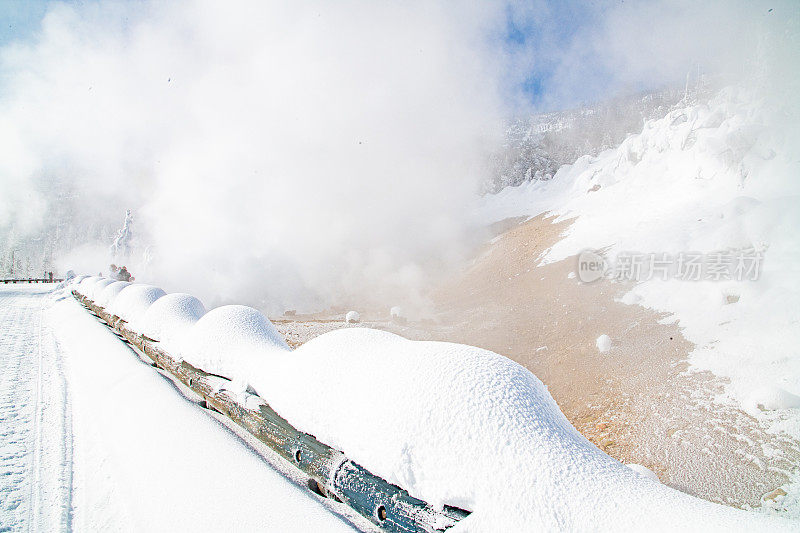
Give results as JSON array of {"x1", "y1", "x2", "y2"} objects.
[
  {"x1": 62, "y1": 276, "x2": 798, "y2": 530},
  {"x1": 0, "y1": 284, "x2": 360, "y2": 532},
  {"x1": 0, "y1": 285, "x2": 72, "y2": 532}
]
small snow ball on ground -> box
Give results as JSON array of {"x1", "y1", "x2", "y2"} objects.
[
  {"x1": 140, "y1": 293, "x2": 206, "y2": 350},
  {"x1": 95, "y1": 281, "x2": 131, "y2": 308},
  {"x1": 626, "y1": 464, "x2": 660, "y2": 483},
  {"x1": 390, "y1": 306, "x2": 407, "y2": 325},
  {"x1": 110, "y1": 284, "x2": 166, "y2": 325},
  {"x1": 747, "y1": 386, "x2": 800, "y2": 412},
  {"x1": 345, "y1": 311, "x2": 360, "y2": 323},
  {"x1": 596, "y1": 334, "x2": 612, "y2": 353},
  {"x1": 179, "y1": 305, "x2": 290, "y2": 383}
]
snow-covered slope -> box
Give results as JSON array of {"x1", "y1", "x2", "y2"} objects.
[
  {"x1": 484, "y1": 86, "x2": 696, "y2": 193},
  {"x1": 480, "y1": 86, "x2": 800, "y2": 433}
]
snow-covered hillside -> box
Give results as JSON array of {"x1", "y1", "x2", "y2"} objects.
[
  {"x1": 483, "y1": 85, "x2": 702, "y2": 193},
  {"x1": 480, "y1": 85, "x2": 800, "y2": 442}
]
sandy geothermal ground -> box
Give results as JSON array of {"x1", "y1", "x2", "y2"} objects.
[{"x1": 273, "y1": 214, "x2": 800, "y2": 513}]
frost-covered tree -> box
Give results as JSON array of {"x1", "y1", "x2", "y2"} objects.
[{"x1": 110, "y1": 210, "x2": 134, "y2": 263}]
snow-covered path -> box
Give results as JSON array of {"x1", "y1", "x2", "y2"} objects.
[
  {"x1": 0, "y1": 285, "x2": 72, "y2": 532},
  {"x1": 0, "y1": 285, "x2": 360, "y2": 532}
]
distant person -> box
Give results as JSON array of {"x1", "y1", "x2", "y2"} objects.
[{"x1": 117, "y1": 266, "x2": 132, "y2": 282}]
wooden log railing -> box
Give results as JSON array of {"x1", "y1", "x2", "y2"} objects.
[
  {"x1": 73, "y1": 290, "x2": 469, "y2": 533},
  {"x1": 2, "y1": 278, "x2": 65, "y2": 284}
]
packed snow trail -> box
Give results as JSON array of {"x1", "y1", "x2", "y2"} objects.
[
  {"x1": 0, "y1": 285, "x2": 72, "y2": 532},
  {"x1": 0, "y1": 285, "x2": 360, "y2": 532}
]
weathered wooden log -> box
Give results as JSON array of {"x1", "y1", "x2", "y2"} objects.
[
  {"x1": 0, "y1": 278, "x2": 65, "y2": 284},
  {"x1": 73, "y1": 290, "x2": 469, "y2": 532}
]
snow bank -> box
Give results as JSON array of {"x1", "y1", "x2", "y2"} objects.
[
  {"x1": 345, "y1": 311, "x2": 360, "y2": 323},
  {"x1": 596, "y1": 334, "x2": 612, "y2": 353},
  {"x1": 140, "y1": 293, "x2": 206, "y2": 351},
  {"x1": 479, "y1": 86, "x2": 800, "y2": 421},
  {"x1": 95, "y1": 281, "x2": 131, "y2": 308},
  {"x1": 239, "y1": 327, "x2": 785, "y2": 531},
  {"x1": 176, "y1": 305, "x2": 289, "y2": 382},
  {"x1": 109, "y1": 284, "x2": 166, "y2": 325}
]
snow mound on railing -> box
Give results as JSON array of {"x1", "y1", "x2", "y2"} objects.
[
  {"x1": 242, "y1": 327, "x2": 787, "y2": 532},
  {"x1": 70, "y1": 274, "x2": 89, "y2": 287},
  {"x1": 75, "y1": 276, "x2": 103, "y2": 296},
  {"x1": 140, "y1": 293, "x2": 206, "y2": 351},
  {"x1": 111, "y1": 284, "x2": 166, "y2": 324},
  {"x1": 86, "y1": 278, "x2": 116, "y2": 300},
  {"x1": 95, "y1": 281, "x2": 132, "y2": 308},
  {"x1": 177, "y1": 305, "x2": 289, "y2": 380}
]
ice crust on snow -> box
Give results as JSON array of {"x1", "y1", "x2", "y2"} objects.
[
  {"x1": 109, "y1": 284, "x2": 166, "y2": 325},
  {"x1": 177, "y1": 305, "x2": 289, "y2": 381},
  {"x1": 140, "y1": 293, "x2": 206, "y2": 351}
]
